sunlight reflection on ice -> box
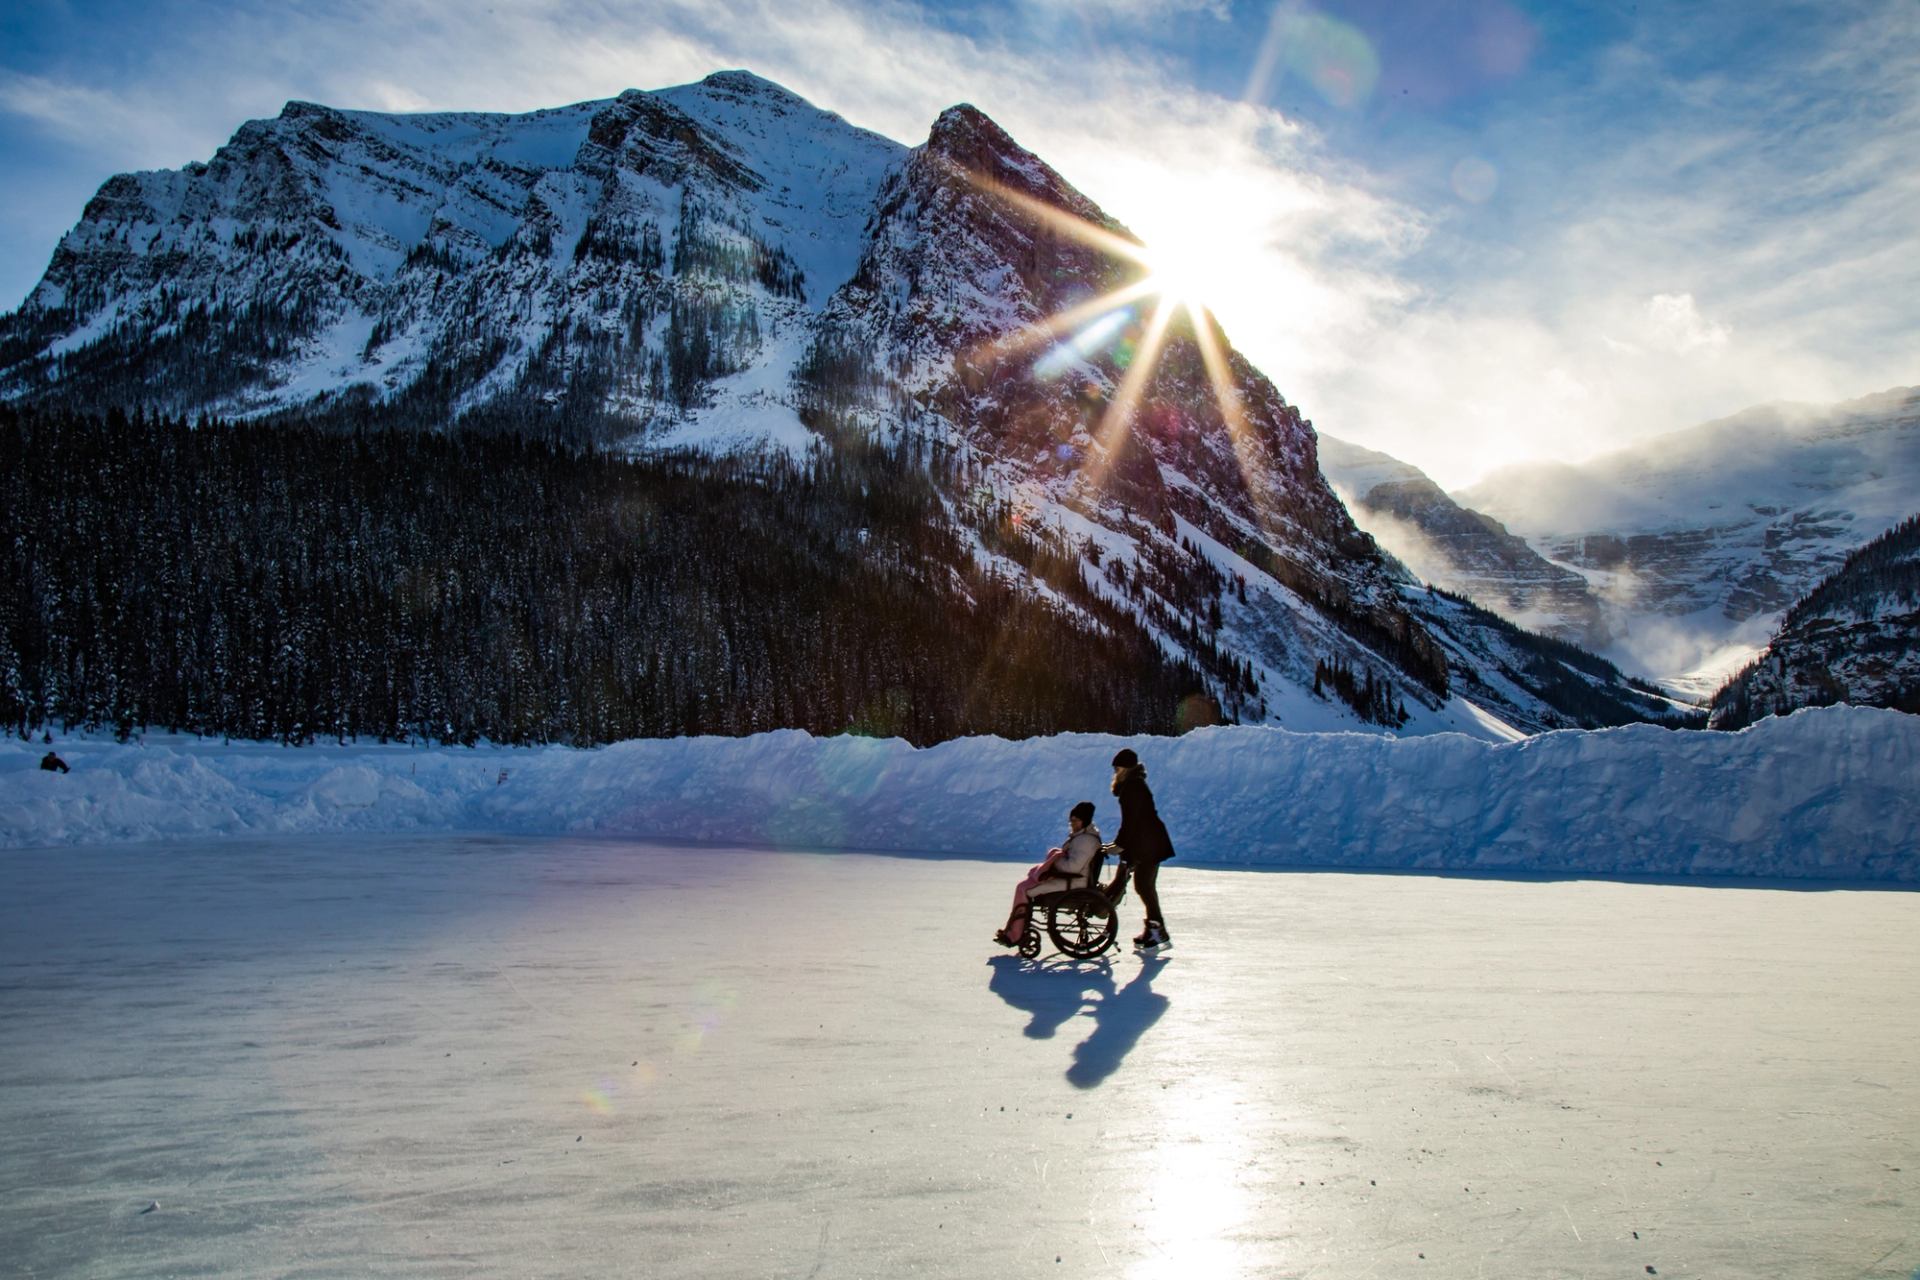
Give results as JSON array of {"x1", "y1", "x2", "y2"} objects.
[{"x1": 1131, "y1": 1084, "x2": 1254, "y2": 1278}]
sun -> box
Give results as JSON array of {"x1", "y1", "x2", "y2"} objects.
[
  {"x1": 957, "y1": 165, "x2": 1271, "y2": 490},
  {"x1": 1139, "y1": 236, "x2": 1230, "y2": 317}
]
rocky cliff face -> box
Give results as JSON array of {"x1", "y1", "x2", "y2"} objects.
[
  {"x1": 3, "y1": 71, "x2": 1663, "y2": 738},
  {"x1": 802, "y1": 104, "x2": 1449, "y2": 718},
  {"x1": 1709, "y1": 513, "x2": 1920, "y2": 729},
  {"x1": 1318, "y1": 435, "x2": 1606, "y2": 647}
]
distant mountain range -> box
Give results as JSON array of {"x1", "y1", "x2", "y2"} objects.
[
  {"x1": 0, "y1": 71, "x2": 1690, "y2": 740},
  {"x1": 1322, "y1": 386, "x2": 1920, "y2": 697}
]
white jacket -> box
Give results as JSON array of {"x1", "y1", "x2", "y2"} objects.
[{"x1": 1053, "y1": 826, "x2": 1104, "y2": 882}]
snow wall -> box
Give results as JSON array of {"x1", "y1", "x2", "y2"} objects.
[{"x1": 2, "y1": 706, "x2": 1915, "y2": 882}]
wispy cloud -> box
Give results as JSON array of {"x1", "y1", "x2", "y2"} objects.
[
  {"x1": 1307, "y1": 0, "x2": 1920, "y2": 486},
  {"x1": 1013, "y1": 0, "x2": 1230, "y2": 23},
  {"x1": 0, "y1": 70, "x2": 208, "y2": 164}
]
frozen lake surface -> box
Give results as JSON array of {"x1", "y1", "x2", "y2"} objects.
[{"x1": 2, "y1": 837, "x2": 1915, "y2": 1278}]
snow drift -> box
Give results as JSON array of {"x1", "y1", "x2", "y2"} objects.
[{"x1": 3, "y1": 706, "x2": 1914, "y2": 881}]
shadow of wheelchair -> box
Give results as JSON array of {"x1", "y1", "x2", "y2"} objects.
[{"x1": 985, "y1": 953, "x2": 1171, "y2": 1089}]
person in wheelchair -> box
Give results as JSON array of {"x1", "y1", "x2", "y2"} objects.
[{"x1": 994, "y1": 801, "x2": 1103, "y2": 948}]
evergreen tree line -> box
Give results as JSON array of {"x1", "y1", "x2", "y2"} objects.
[
  {"x1": 1780, "y1": 512, "x2": 1920, "y2": 630},
  {"x1": 5, "y1": 292, "x2": 329, "y2": 415},
  {"x1": 1709, "y1": 512, "x2": 1920, "y2": 729},
  {"x1": 1419, "y1": 586, "x2": 1692, "y2": 730},
  {"x1": 1229, "y1": 536, "x2": 1450, "y2": 699},
  {"x1": 669, "y1": 194, "x2": 807, "y2": 300},
  {"x1": 968, "y1": 500, "x2": 1256, "y2": 720},
  {"x1": 0, "y1": 404, "x2": 1207, "y2": 746},
  {"x1": 1312, "y1": 656, "x2": 1407, "y2": 726}
]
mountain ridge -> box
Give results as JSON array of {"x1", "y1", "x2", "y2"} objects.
[
  {"x1": 1317, "y1": 434, "x2": 1607, "y2": 647},
  {"x1": 1461, "y1": 385, "x2": 1919, "y2": 685}
]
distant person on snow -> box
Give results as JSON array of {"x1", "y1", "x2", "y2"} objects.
[
  {"x1": 40, "y1": 750, "x2": 70, "y2": 774},
  {"x1": 994, "y1": 801, "x2": 1103, "y2": 948},
  {"x1": 1111, "y1": 749, "x2": 1175, "y2": 950}
]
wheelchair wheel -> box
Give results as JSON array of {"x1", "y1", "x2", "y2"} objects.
[
  {"x1": 1047, "y1": 889, "x2": 1118, "y2": 959},
  {"x1": 1018, "y1": 922, "x2": 1043, "y2": 960}
]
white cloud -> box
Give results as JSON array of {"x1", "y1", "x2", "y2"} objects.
[
  {"x1": 0, "y1": 71, "x2": 200, "y2": 164},
  {"x1": 360, "y1": 81, "x2": 434, "y2": 113},
  {"x1": 1014, "y1": 0, "x2": 1229, "y2": 22},
  {"x1": 1644, "y1": 292, "x2": 1730, "y2": 355},
  {"x1": 1293, "y1": 0, "x2": 1920, "y2": 488}
]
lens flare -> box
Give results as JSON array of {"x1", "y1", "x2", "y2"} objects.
[
  {"x1": 1174, "y1": 694, "x2": 1222, "y2": 733},
  {"x1": 1034, "y1": 306, "x2": 1136, "y2": 380},
  {"x1": 1248, "y1": 4, "x2": 1381, "y2": 111},
  {"x1": 1082, "y1": 297, "x2": 1178, "y2": 492},
  {"x1": 764, "y1": 798, "x2": 847, "y2": 851},
  {"x1": 1450, "y1": 156, "x2": 1499, "y2": 203}
]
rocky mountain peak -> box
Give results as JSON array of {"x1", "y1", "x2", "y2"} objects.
[
  {"x1": 586, "y1": 89, "x2": 764, "y2": 191},
  {"x1": 278, "y1": 99, "x2": 340, "y2": 122},
  {"x1": 695, "y1": 69, "x2": 814, "y2": 106},
  {"x1": 922, "y1": 104, "x2": 1117, "y2": 233}
]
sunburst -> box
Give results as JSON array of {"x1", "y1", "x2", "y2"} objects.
[{"x1": 959, "y1": 167, "x2": 1265, "y2": 497}]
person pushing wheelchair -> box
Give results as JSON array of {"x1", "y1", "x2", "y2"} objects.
[{"x1": 1110, "y1": 748, "x2": 1174, "y2": 951}]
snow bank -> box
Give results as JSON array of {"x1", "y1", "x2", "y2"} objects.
[{"x1": 3, "y1": 707, "x2": 1915, "y2": 880}]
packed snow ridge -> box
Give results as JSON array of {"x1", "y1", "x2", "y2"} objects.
[{"x1": 4, "y1": 707, "x2": 1913, "y2": 881}]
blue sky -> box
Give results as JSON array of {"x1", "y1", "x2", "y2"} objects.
[{"x1": 2, "y1": 0, "x2": 1914, "y2": 484}]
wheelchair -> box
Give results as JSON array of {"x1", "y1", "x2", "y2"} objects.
[{"x1": 1013, "y1": 843, "x2": 1133, "y2": 961}]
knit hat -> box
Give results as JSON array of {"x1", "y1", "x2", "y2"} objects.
[
  {"x1": 1070, "y1": 801, "x2": 1096, "y2": 825},
  {"x1": 1111, "y1": 748, "x2": 1138, "y2": 769}
]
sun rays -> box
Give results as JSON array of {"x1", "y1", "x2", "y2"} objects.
[{"x1": 955, "y1": 165, "x2": 1271, "y2": 503}]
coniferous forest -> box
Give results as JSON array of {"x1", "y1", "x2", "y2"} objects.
[{"x1": 0, "y1": 405, "x2": 1212, "y2": 746}]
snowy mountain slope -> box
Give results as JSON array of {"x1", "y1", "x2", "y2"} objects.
[
  {"x1": 1454, "y1": 386, "x2": 1920, "y2": 683},
  {"x1": 1, "y1": 73, "x2": 1675, "y2": 740},
  {"x1": 1399, "y1": 587, "x2": 1695, "y2": 733},
  {"x1": 1318, "y1": 434, "x2": 1606, "y2": 646},
  {"x1": 3, "y1": 72, "x2": 903, "y2": 439},
  {"x1": 1710, "y1": 513, "x2": 1920, "y2": 728}
]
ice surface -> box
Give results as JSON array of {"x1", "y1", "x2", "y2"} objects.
[
  {"x1": 0, "y1": 837, "x2": 1914, "y2": 1278},
  {"x1": 3, "y1": 706, "x2": 1914, "y2": 881}
]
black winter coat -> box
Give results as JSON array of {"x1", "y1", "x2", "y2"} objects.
[{"x1": 1112, "y1": 767, "x2": 1175, "y2": 862}]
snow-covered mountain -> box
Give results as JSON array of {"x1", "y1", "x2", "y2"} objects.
[
  {"x1": 1454, "y1": 387, "x2": 1920, "y2": 690},
  {"x1": 2, "y1": 71, "x2": 1675, "y2": 738},
  {"x1": 3, "y1": 72, "x2": 901, "y2": 444},
  {"x1": 1317, "y1": 434, "x2": 1606, "y2": 647},
  {"x1": 1709, "y1": 513, "x2": 1920, "y2": 729}
]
